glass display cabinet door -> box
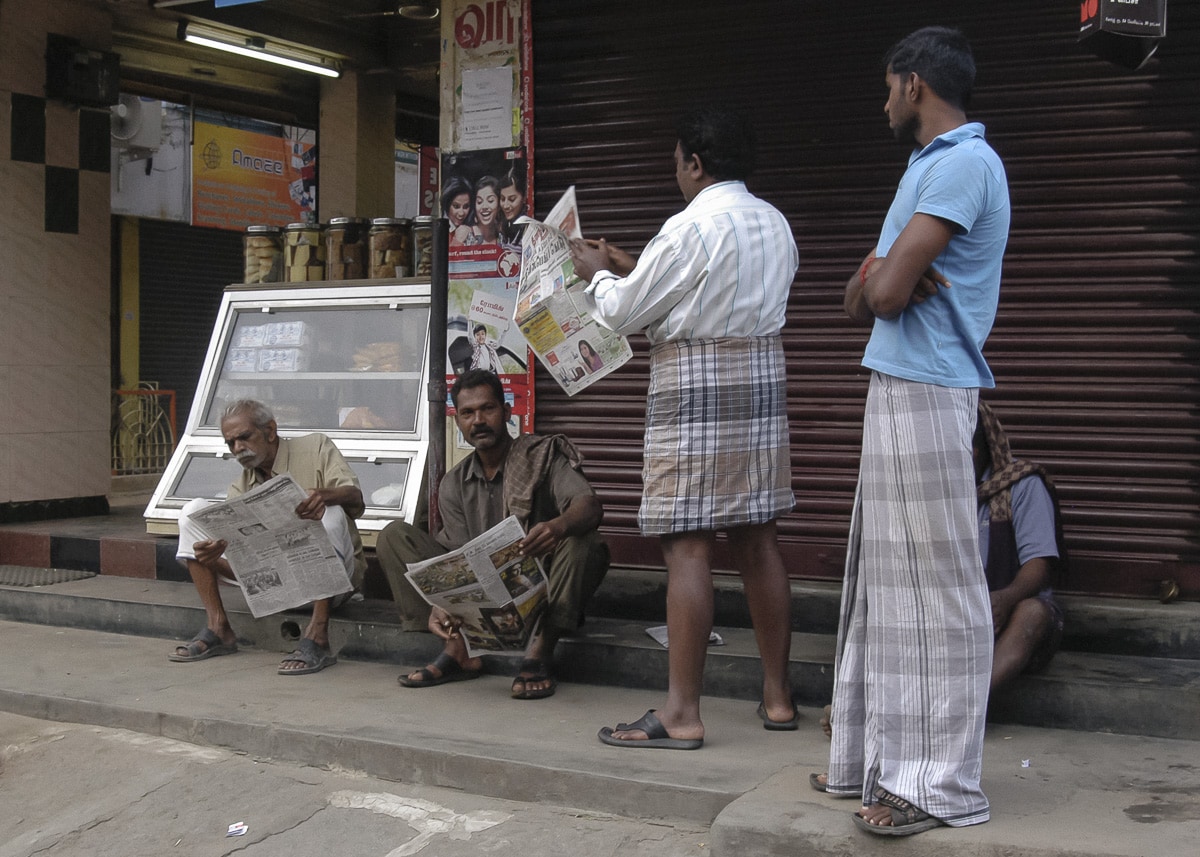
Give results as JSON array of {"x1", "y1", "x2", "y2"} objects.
[{"x1": 198, "y1": 303, "x2": 429, "y2": 436}]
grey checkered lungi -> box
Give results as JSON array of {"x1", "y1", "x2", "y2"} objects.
[
  {"x1": 826, "y1": 372, "x2": 993, "y2": 827},
  {"x1": 638, "y1": 336, "x2": 794, "y2": 536}
]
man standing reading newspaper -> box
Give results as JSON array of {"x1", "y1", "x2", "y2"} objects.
[
  {"x1": 168, "y1": 399, "x2": 366, "y2": 676},
  {"x1": 376, "y1": 369, "x2": 608, "y2": 699},
  {"x1": 569, "y1": 104, "x2": 798, "y2": 749}
]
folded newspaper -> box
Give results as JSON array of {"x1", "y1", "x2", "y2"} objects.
[
  {"x1": 645, "y1": 625, "x2": 726, "y2": 649},
  {"x1": 513, "y1": 186, "x2": 633, "y2": 396},
  {"x1": 186, "y1": 474, "x2": 353, "y2": 618},
  {"x1": 403, "y1": 515, "x2": 548, "y2": 657}
]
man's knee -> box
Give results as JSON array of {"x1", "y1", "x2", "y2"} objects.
[
  {"x1": 376, "y1": 520, "x2": 441, "y2": 628},
  {"x1": 175, "y1": 497, "x2": 215, "y2": 565},
  {"x1": 377, "y1": 520, "x2": 430, "y2": 563},
  {"x1": 554, "y1": 532, "x2": 609, "y2": 577},
  {"x1": 1007, "y1": 598, "x2": 1054, "y2": 642}
]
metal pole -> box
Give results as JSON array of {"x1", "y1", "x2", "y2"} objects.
[{"x1": 426, "y1": 217, "x2": 450, "y2": 536}]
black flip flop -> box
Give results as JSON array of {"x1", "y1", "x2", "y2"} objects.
[
  {"x1": 757, "y1": 700, "x2": 801, "y2": 731},
  {"x1": 597, "y1": 709, "x2": 703, "y2": 750},
  {"x1": 511, "y1": 657, "x2": 557, "y2": 700},
  {"x1": 399, "y1": 651, "x2": 483, "y2": 687}
]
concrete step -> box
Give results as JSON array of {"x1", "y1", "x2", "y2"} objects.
[
  {"x1": 1, "y1": 573, "x2": 1197, "y2": 740},
  {"x1": 2, "y1": 616, "x2": 1199, "y2": 857}
]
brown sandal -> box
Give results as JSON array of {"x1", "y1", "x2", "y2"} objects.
[{"x1": 852, "y1": 787, "x2": 945, "y2": 836}]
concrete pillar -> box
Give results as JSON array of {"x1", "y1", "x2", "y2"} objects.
[{"x1": 318, "y1": 69, "x2": 396, "y2": 219}]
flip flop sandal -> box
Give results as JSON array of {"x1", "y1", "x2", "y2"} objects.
[
  {"x1": 511, "y1": 658, "x2": 557, "y2": 700},
  {"x1": 398, "y1": 651, "x2": 483, "y2": 687},
  {"x1": 168, "y1": 627, "x2": 238, "y2": 662},
  {"x1": 757, "y1": 700, "x2": 801, "y2": 731},
  {"x1": 278, "y1": 638, "x2": 337, "y2": 676},
  {"x1": 852, "y1": 788, "x2": 945, "y2": 836},
  {"x1": 597, "y1": 709, "x2": 703, "y2": 750},
  {"x1": 809, "y1": 772, "x2": 860, "y2": 799}
]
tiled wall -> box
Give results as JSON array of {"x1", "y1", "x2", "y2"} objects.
[{"x1": 0, "y1": 1, "x2": 112, "y2": 504}]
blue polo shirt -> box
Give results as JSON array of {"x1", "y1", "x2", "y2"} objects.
[{"x1": 862, "y1": 123, "x2": 1010, "y2": 388}]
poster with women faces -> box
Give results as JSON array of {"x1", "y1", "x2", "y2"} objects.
[
  {"x1": 441, "y1": 147, "x2": 534, "y2": 439},
  {"x1": 441, "y1": 148, "x2": 529, "y2": 273}
]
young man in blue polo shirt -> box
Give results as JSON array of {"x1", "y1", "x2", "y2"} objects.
[{"x1": 826, "y1": 27, "x2": 1010, "y2": 836}]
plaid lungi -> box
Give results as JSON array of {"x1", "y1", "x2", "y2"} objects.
[
  {"x1": 638, "y1": 336, "x2": 794, "y2": 536},
  {"x1": 826, "y1": 372, "x2": 992, "y2": 827}
]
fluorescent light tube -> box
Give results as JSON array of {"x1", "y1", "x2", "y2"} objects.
[{"x1": 181, "y1": 22, "x2": 341, "y2": 78}]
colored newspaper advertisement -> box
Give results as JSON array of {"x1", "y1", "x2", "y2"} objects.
[
  {"x1": 186, "y1": 474, "x2": 353, "y2": 618},
  {"x1": 513, "y1": 186, "x2": 632, "y2": 395},
  {"x1": 403, "y1": 515, "x2": 547, "y2": 657}
]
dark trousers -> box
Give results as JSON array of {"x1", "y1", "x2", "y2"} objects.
[{"x1": 375, "y1": 520, "x2": 609, "y2": 635}]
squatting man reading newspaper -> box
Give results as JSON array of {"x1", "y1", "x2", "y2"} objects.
[
  {"x1": 168, "y1": 399, "x2": 367, "y2": 676},
  {"x1": 376, "y1": 369, "x2": 610, "y2": 699}
]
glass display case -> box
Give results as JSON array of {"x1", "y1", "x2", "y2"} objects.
[{"x1": 146, "y1": 280, "x2": 432, "y2": 544}]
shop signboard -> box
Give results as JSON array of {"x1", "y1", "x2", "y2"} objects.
[
  {"x1": 191, "y1": 119, "x2": 316, "y2": 230},
  {"x1": 1079, "y1": 0, "x2": 1167, "y2": 68}
]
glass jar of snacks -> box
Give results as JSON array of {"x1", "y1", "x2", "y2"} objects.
[
  {"x1": 368, "y1": 217, "x2": 412, "y2": 279},
  {"x1": 325, "y1": 216, "x2": 369, "y2": 280},
  {"x1": 243, "y1": 225, "x2": 283, "y2": 284},
  {"x1": 411, "y1": 215, "x2": 435, "y2": 278},
  {"x1": 282, "y1": 222, "x2": 325, "y2": 282}
]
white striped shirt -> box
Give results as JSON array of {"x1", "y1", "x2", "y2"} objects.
[{"x1": 581, "y1": 181, "x2": 798, "y2": 343}]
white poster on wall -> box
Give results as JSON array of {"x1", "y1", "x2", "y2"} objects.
[
  {"x1": 110, "y1": 97, "x2": 190, "y2": 222},
  {"x1": 460, "y1": 66, "x2": 515, "y2": 150},
  {"x1": 394, "y1": 141, "x2": 420, "y2": 218}
]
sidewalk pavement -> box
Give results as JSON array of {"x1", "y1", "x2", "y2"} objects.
[{"x1": 1, "y1": 616, "x2": 1196, "y2": 856}]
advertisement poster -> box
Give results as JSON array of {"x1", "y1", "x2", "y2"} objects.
[
  {"x1": 440, "y1": 0, "x2": 535, "y2": 445},
  {"x1": 192, "y1": 118, "x2": 316, "y2": 229},
  {"x1": 442, "y1": 147, "x2": 528, "y2": 271},
  {"x1": 446, "y1": 275, "x2": 531, "y2": 437}
]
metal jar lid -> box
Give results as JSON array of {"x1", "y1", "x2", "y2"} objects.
[
  {"x1": 411, "y1": 215, "x2": 435, "y2": 225},
  {"x1": 284, "y1": 222, "x2": 319, "y2": 231},
  {"x1": 245, "y1": 225, "x2": 282, "y2": 234},
  {"x1": 327, "y1": 216, "x2": 368, "y2": 227},
  {"x1": 370, "y1": 217, "x2": 412, "y2": 227}
]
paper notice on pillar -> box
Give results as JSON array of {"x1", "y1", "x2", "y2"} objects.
[
  {"x1": 460, "y1": 66, "x2": 515, "y2": 150},
  {"x1": 513, "y1": 187, "x2": 632, "y2": 396}
]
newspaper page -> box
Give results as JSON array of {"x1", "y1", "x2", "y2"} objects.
[
  {"x1": 188, "y1": 474, "x2": 353, "y2": 618},
  {"x1": 514, "y1": 186, "x2": 633, "y2": 396},
  {"x1": 403, "y1": 516, "x2": 548, "y2": 657}
]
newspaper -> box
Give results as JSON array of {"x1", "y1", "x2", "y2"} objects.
[
  {"x1": 187, "y1": 474, "x2": 352, "y2": 618},
  {"x1": 403, "y1": 516, "x2": 548, "y2": 657},
  {"x1": 513, "y1": 186, "x2": 633, "y2": 396}
]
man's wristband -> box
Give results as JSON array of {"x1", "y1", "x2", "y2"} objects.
[{"x1": 858, "y1": 255, "x2": 875, "y2": 288}]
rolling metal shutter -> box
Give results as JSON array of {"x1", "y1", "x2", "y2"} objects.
[
  {"x1": 139, "y1": 220, "x2": 243, "y2": 424},
  {"x1": 530, "y1": 1, "x2": 1200, "y2": 598}
]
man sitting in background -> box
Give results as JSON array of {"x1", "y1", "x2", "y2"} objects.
[{"x1": 974, "y1": 401, "x2": 1067, "y2": 692}]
